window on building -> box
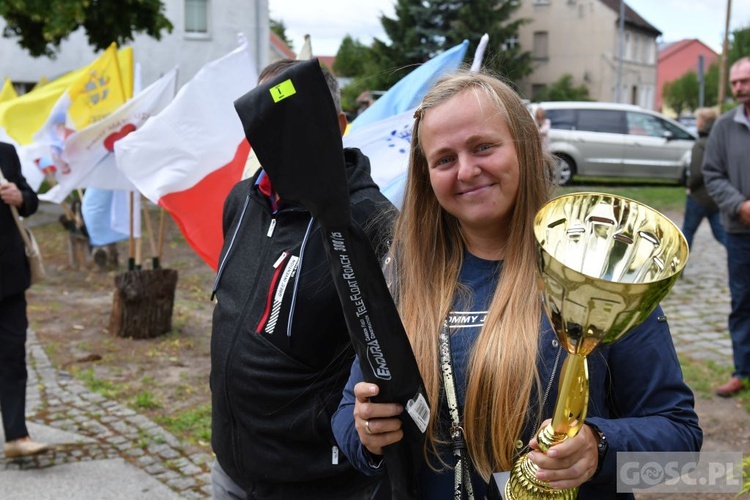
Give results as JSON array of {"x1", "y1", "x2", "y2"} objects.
[
  {"x1": 185, "y1": 0, "x2": 209, "y2": 34},
  {"x1": 624, "y1": 32, "x2": 631, "y2": 60},
  {"x1": 633, "y1": 35, "x2": 640, "y2": 62},
  {"x1": 533, "y1": 31, "x2": 549, "y2": 60}
]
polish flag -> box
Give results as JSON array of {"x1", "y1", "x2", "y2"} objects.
[{"x1": 115, "y1": 42, "x2": 258, "y2": 270}]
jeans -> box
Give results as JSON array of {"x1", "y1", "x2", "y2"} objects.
[
  {"x1": 681, "y1": 195, "x2": 727, "y2": 249},
  {"x1": 211, "y1": 460, "x2": 375, "y2": 500},
  {"x1": 726, "y1": 233, "x2": 750, "y2": 379}
]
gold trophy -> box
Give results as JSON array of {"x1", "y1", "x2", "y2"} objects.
[{"x1": 504, "y1": 192, "x2": 689, "y2": 499}]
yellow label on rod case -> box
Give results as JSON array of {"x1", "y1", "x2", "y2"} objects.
[{"x1": 269, "y1": 79, "x2": 297, "y2": 103}]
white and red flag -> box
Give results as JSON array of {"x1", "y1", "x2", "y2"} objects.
[
  {"x1": 115, "y1": 42, "x2": 258, "y2": 270},
  {"x1": 39, "y1": 67, "x2": 178, "y2": 203}
]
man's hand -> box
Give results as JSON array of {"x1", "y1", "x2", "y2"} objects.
[
  {"x1": 0, "y1": 180, "x2": 23, "y2": 208},
  {"x1": 738, "y1": 200, "x2": 750, "y2": 227}
]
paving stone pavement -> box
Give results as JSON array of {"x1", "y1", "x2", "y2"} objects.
[
  {"x1": 660, "y1": 213, "x2": 734, "y2": 367},
  {"x1": 0, "y1": 329, "x2": 214, "y2": 499},
  {"x1": 0, "y1": 204, "x2": 735, "y2": 499}
]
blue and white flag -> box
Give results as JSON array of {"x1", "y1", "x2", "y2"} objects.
[
  {"x1": 343, "y1": 108, "x2": 414, "y2": 205},
  {"x1": 348, "y1": 40, "x2": 469, "y2": 132}
]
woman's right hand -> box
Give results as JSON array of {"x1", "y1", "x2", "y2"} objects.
[{"x1": 353, "y1": 382, "x2": 405, "y2": 456}]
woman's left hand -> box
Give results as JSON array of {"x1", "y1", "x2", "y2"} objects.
[{"x1": 527, "y1": 419, "x2": 599, "y2": 490}]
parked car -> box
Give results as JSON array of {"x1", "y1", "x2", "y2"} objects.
[
  {"x1": 529, "y1": 102, "x2": 696, "y2": 185},
  {"x1": 677, "y1": 114, "x2": 698, "y2": 135}
]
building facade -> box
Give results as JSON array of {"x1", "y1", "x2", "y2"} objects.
[
  {"x1": 656, "y1": 39, "x2": 718, "y2": 113},
  {"x1": 0, "y1": 0, "x2": 269, "y2": 92},
  {"x1": 513, "y1": 0, "x2": 661, "y2": 108}
]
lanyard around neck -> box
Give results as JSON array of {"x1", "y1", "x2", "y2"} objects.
[{"x1": 439, "y1": 322, "x2": 475, "y2": 500}]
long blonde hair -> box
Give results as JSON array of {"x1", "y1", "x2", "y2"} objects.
[{"x1": 386, "y1": 70, "x2": 555, "y2": 479}]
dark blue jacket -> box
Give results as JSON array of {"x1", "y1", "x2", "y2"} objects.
[{"x1": 332, "y1": 306, "x2": 702, "y2": 499}]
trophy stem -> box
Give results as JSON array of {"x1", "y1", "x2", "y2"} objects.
[
  {"x1": 504, "y1": 354, "x2": 589, "y2": 499},
  {"x1": 539, "y1": 353, "x2": 589, "y2": 451}
]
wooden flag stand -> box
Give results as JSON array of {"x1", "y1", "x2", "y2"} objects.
[{"x1": 109, "y1": 192, "x2": 178, "y2": 339}]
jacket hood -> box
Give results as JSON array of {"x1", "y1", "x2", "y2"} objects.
[{"x1": 343, "y1": 147, "x2": 380, "y2": 194}]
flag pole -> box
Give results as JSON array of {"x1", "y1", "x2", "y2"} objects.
[
  {"x1": 157, "y1": 208, "x2": 166, "y2": 265},
  {"x1": 128, "y1": 190, "x2": 135, "y2": 270},
  {"x1": 141, "y1": 195, "x2": 160, "y2": 269}
]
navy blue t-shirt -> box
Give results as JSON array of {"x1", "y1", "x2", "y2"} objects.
[{"x1": 420, "y1": 251, "x2": 502, "y2": 499}]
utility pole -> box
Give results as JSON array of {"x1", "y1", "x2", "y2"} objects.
[
  {"x1": 615, "y1": 0, "x2": 625, "y2": 102},
  {"x1": 717, "y1": 0, "x2": 732, "y2": 109},
  {"x1": 698, "y1": 54, "x2": 705, "y2": 108}
]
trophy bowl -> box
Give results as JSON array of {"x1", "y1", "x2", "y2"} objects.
[{"x1": 504, "y1": 192, "x2": 689, "y2": 499}]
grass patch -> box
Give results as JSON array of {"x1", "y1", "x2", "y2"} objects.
[
  {"x1": 556, "y1": 183, "x2": 686, "y2": 213},
  {"x1": 75, "y1": 368, "x2": 122, "y2": 399},
  {"x1": 678, "y1": 354, "x2": 750, "y2": 412},
  {"x1": 133, "y1": 391, "x2": 161, "y2": 410},
  {"x1": 155, "y1": 404, "x2": 211, "y2": 445}
]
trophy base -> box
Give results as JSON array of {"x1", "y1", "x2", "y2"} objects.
[{"x1": 489, "y1": 455, "x2": 578, "y2": 499}]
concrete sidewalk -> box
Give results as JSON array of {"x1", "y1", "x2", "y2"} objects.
[{"x1": 0, "y1": 205, "x2": 734, "y2": 499}]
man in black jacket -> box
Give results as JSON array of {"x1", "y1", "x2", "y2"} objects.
[
  {"x1": 0, "y1": 141, "x2": 47, "y2": 458},
  {"x1": 209, "y1": 60, "x2": 394, "y2": 499}
]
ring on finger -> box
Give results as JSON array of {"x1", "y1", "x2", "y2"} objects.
[{"x1": 365, "y1": 419, "x2": 373, "y2": 435}]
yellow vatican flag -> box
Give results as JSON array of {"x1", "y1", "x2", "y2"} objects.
[
  {"x1": 67, "y1": 42, "x2": 127, "y2": 130},
  {"x1": 0, "y1": 78, "x2": 18, "y2": 103},
  {"x1": 0, "y1": 47, "x2": 133, "y2": 144},
  {"x1": 30, "y1": 76, "x2": 49, "y2": 92}
]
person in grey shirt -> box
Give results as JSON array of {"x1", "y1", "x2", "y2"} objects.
[{"x1": 703, "y1": 56, "x2": 750, "y2": 397}]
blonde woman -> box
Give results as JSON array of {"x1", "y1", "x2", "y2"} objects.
[{"x1": 332, "y1": 70, "x2": 701, "y2": 499}]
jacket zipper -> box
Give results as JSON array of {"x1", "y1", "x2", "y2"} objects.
[
  {"x1": 211, "y1": 193, "x2": 252, "y2": 301},
  {"x1": 286, "y1": 216, "x2": 314, "y2": 337},
  {"x1": 255, "y1": 251, "x2": 289, "y2": 333}
]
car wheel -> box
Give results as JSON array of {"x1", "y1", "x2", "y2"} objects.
[{"x1": 553, "y1": 154, "x2": 575, "y2": 186}]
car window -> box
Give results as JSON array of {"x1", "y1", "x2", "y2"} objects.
[
  {"x1": 661, "y1": 120, "x2": 694, "y2": 140},
  {"x1": 627, "y1": 112, "x2": 667, "y2": 137},
  {"x1": 577, "y1": 110, "x2": 625, "y2": 134},
  {"x1": 546, "y1": 109, "x2": 576, "y2": 130}
]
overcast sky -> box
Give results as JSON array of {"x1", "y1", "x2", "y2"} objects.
[{"x1": 268, "y1": 0, "x2": 750, "y2": 56}]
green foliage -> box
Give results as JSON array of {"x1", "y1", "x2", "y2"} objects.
[
  {"x1": 336, "y1": 0, "x2": 532, "y2": 113},
  {"x1": 662, "y1": 63, "x2": 720, "y2": 115},
  {"x1": 534, "y1": 74, "x2": 591, "y2": 102},
  {"x1": 444, "y1": 0, "x2": 532, "y2": 83},
  {"x1": 270, "y1": 18, "x2": 293, "y2": 51},
  {"x1": 0, "y1": 0, "x2": 173, "y2": 58},
  {"x1": 728, "y1": 25, "x2": 750, "y2": 67},
  {"x1": 333, "y1": 35, "x2": 371, "y2": 77}
]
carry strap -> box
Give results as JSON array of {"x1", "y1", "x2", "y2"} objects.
[
  {"x1": 0, "y1": 168, "x2": 34, "y2": 250},
  {"x1": 439, "y1": 323, "x2": 475, "y2": 500}
]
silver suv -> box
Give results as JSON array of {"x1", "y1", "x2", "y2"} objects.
[{"x1": 532, "y1": 102, "x2": 696, "y2": 185}]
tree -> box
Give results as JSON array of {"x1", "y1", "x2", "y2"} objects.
[
  {"x1": 0, "y1": 0, "x2": 173, "y2": 58},
  {"x1": 333, "y1": 35, "x2": 371, "y2": 77},
  {"x1": 270, "y1": 18, "x2": 294, "y2": 51},
  {"x1": 662, "y1": 63, "x2": 720, "y2": 115},
  {"x1": 365, "y1": 0, "x2": 447, "y2": 91},
  {"x1": 444, "y1": 0, "x2": 532, "y2": 83},
  {"x1": 534, "y1": 74, "x2": 591, "y2": 102},
  {"x1": 728, "y1": 25, "x2": 750, "y2": 67}
]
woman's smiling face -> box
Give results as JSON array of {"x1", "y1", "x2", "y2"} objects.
[{"x1": 420, "y1": 88, "x2": 520, "y2": 239}]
